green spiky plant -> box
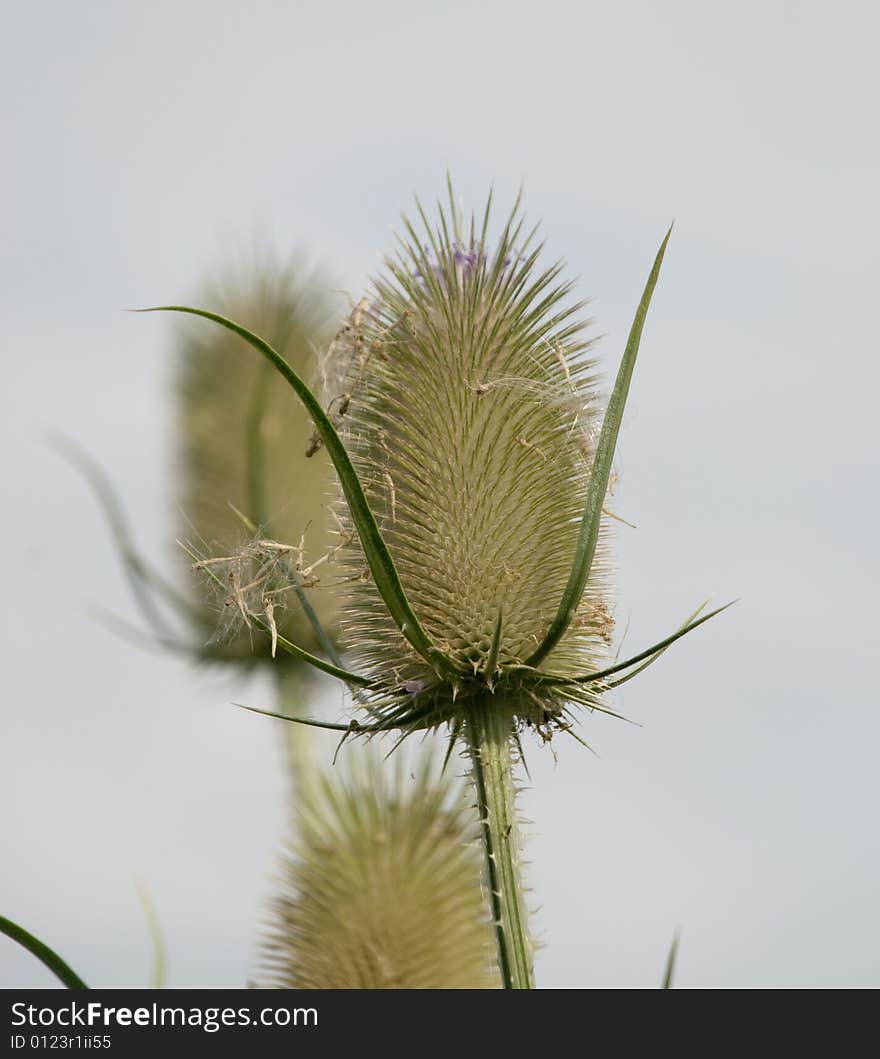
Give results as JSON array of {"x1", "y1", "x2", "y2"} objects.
[
  {"x1": 145, "y1": 183, "x2": 730, "y2": 990},
  {"x1": 22, "y1": 251, "x2": 498, "y2": 991},
  {"x1": 173, "y1": 257, "x2": 497, "y2": 986}
]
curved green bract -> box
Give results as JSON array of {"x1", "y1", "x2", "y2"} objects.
[
  {"x1": 271, "y1": 628, "x2": 374, "y2": 687},
  {"x1": 609, "y1": 600, "x2": 709, "y2": 688},
  {"x1": 141, "y1": 306, "x2": 459, "y2": 680},
  {"x1": 526, "y1": 227, "x2": 673, "y2": 668},
  {"x1": 237, "y1": 695, "x2": 443, "y2": 734},
  {"x1": 236, "y1": 703, "x2": 355, "y2": 731},
  {"x1": 0, "y1": 915, "x2": 89, "y2": 990},
  {"x1": 537, "y1": 601, "x2": 735, "y2": 687}
]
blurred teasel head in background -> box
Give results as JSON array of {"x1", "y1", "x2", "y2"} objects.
[
  {"x1": 259, "y1": 749, "x2": 498, "y2": 989},
  {"x1": 176, "y1": 251, "x2": 342, "y2": 662},
  {"x1": 323, "y1": 188, "x2": 619, "y2": 734}
]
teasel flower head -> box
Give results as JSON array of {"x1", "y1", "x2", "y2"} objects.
[
  {"x1": 146, "y1": 184, "x2": 729, "y2": 989},
  {"x1": 176, "y1": 253, "x2": 341, "y2": 662},
  {"x1": 324, "y1": 194, "x2": 617, "y2": 731},
  {"x1": 258, "y1": 748, "x2": 498, "y2": 989},
  {"x1": 150, "y1": 190, "x2": 727, "y2": 735}
]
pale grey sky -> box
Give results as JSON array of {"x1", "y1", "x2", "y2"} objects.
[{"x1": 2, "y1": 0, "x2": 878, "y2": 987}]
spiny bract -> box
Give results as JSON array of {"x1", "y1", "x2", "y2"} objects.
[
  {"x1": 258, "y1": 750, "x2": 498, "y2": 989},
  {"x1": 176, "y1": 253, "x2": 340, "y2": 660},
  {"x1": 326, "y1": 192, "x2": 615, "y2": 729}
]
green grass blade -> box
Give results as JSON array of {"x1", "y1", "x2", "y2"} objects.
[
  {"x1": 525, "y1": 227, "x2": 673, "y2": 667},
  {"x1": 0, "y1": 915, "x2": 89, "y2": 990},
  {"x1": 140, "y1": 307, "x2": 458, "y2": 678},
  {"x1": 662, "y1": 931, "x2": 680, "y2": 989}
]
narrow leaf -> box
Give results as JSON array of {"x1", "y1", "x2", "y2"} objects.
[
  {"x1": 237, "y1": 695, "x2": 442, "y2": 734},
  {"x1": 610, "y1": 599, "x2": 709, "y2": 688},
  {"x1": 662, "y1": 931, "x2": 680, "y2": 989},
  {"x1": 0, "y1": 915, "x2": 89, "y2": 990},
  {"x1": 235, "y1": 703, "x2": 356, "y2": 732},
  {"x1": 578, "y1": 601, "x2": 734, "y2": 685},
  {"x1": 537, "y1": 600, "x2": 735, "y2": 687},
  {"x1": 526, "y1": 227, "x2": 673, "y2": 667}
]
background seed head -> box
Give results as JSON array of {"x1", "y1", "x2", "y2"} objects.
[
  {"x1": 176, "y1": 252, "x2": 341, "y2": 660},
  {"x1": 329, "y1": 193, "x2": 615, "y2": 722},
  {"x1": 258, "y1": 749, "x2": 498, "y2": 989}
]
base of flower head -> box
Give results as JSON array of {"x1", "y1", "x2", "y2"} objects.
[{"x1": 342, "y1": 661, "x2": 617, "y2": 755}]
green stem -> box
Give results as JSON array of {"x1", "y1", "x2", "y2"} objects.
[{"x1": 466, "y1": 699, "x2": 533, "y2": 989}]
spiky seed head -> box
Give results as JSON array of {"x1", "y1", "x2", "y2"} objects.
[
  {"x1": 328, "y1": 191, "x2": 614, "y2": 726},
  {"x1": 259, "y1": 750, "x2": 498, "y2": 989},
  {"x1": 176, "y1": 253, "x2": 341, "y2": 660}
]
